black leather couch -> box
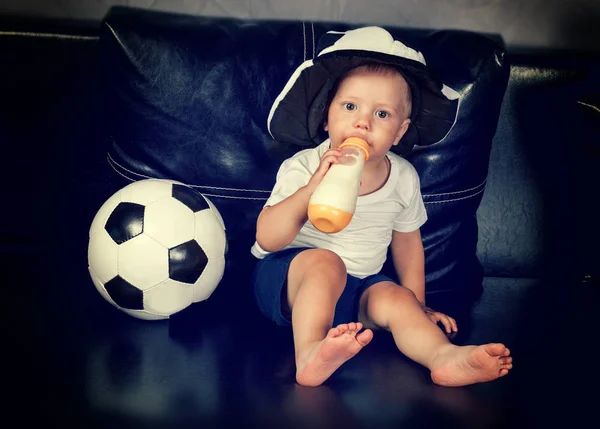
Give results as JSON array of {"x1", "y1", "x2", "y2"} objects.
[{"x1": 4, "y1": 6, "x2": 599, "y2": 428}]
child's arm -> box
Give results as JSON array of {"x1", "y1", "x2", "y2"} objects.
[
  {"x1": 255, "y1": 186, "x2": 313, "y2": 252},
  {"x1": 390, "y1": 229, "x2": 425, "y2": 304},
  {"x1": 256, "y1": 147, "x2": 343, "y2": 252}
]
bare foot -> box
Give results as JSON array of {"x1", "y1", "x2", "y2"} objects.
[
  {"x1": 296, "y1": 322, "x2": 373, "y2": 387},
  {"x1": 430, "y1": 343, "x2": 513, "y2": 387}
]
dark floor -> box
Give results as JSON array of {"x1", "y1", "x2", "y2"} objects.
[{"x1": 7, "y1": 241, "x2": 598, "y2": 429}]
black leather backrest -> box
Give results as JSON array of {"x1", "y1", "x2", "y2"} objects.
[
  {"x1": 478, "y1": 54, "x2": 600, "y2": 282},
  {"x1": 99, "y1": 6, "x2": 509, "y2": 314}
]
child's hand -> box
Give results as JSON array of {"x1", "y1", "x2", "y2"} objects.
[
  {"x1": 422, "y1": 306, "x2": 458, "y2": 335},
  {"x1": 307, "y1": 147, "x2": 343, "y2": 190}
]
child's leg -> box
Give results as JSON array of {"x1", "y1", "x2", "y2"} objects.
[
  {"x1": 358, "y1": 281, "x2": 513, "y2": 387},
  {"x1": 286, "y1": 249, "x2": 373, "y2": 387}
]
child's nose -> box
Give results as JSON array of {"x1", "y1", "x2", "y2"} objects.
[{"x1": 354, "y1": 113, "x2": 370, "y2": 130}]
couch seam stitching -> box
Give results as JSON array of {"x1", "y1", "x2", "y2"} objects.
[
  {"x1": 107, "y1": 155, "x2": 269, "y2": 200},
  {"x1": 107, "y1": 154, "x2": 487, "y2": 203},
  {"x1": 302, "y1": 22, "x2": 306, "y2": 62},
  {"x1": 0, "y1": 31, "x2": 97, "y2": 40},
  {"x1": 424, "y1": 187, "x2": 485, "y2": 204},
  {"x1": 422, "y1": 179, "x2": 486, "y2": 197}
]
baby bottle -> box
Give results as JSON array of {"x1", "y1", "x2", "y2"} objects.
[{"x1": 308, "y1": 137, "x2": 370, "y2": 233}]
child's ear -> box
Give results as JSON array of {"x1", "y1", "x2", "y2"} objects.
[
  {"x1": 392, "y1": 118, "x2": 411, "y2": 146},
  {"x1": 324, "y1": 121, "x2": 329, "y2": 132}
]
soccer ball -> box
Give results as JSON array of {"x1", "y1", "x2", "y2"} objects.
[{"x1": 88, "y1": 179, "x2": 227, "y2": 320}]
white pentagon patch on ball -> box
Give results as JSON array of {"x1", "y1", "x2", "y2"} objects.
[{"x1": 88, "y1": 179, "x2": 227, "y2": 320}]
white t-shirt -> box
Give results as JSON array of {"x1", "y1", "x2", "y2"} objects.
[{"x1": 250, "y1": 140, "x2": 427, "y2": 278}]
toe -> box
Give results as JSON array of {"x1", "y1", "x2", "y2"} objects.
[
  {"x1": 347, "y1": 322, "x2": 357, "y2": 332},
  {"x1": 328, "y1": 326, "x2": 342, "y2": 337},
  {"x1": 499, "y1": 368, "x2": 509, "y2": 377},
  {"x1": 486, "y1": 343, "x2": 507, "y2": 357},
  {"x1": 357, "y1": 328, "x2": 373, "y2": 346}
]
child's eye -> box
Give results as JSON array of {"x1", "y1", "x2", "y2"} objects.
[
  {"x1": 344, "y1": 103, "x2": 356, "y2": 111},
  {"x1": 376, "y1": 110, "x2": 389, "y2": 119}
]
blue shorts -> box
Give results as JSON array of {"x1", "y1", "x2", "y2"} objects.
[{"x1": 252, "y1": 247, "x2": 395, "y2": 327}]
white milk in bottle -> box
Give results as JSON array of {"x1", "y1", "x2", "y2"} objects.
[{"x1": 308, "y1": 137, "x2": 370, "y2": 233}]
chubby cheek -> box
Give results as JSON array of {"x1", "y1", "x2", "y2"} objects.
[{"x1": 324, "y1": 127, "x2": 343, "y2": 146}]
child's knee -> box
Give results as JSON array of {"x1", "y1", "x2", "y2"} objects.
[
  {"x1": 363, "y1": 282, "x2": 416, "y2": 313},
  {"x1": 301, "y1": 249, "x2": 346, "y2": 282},
  {"x1": 392, "y1": 284, "x2": 417, "y2": 301}
]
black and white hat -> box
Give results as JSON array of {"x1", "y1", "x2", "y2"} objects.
[{"x1": 268, "y1": 26, "x2": 460, "y2": 155}]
